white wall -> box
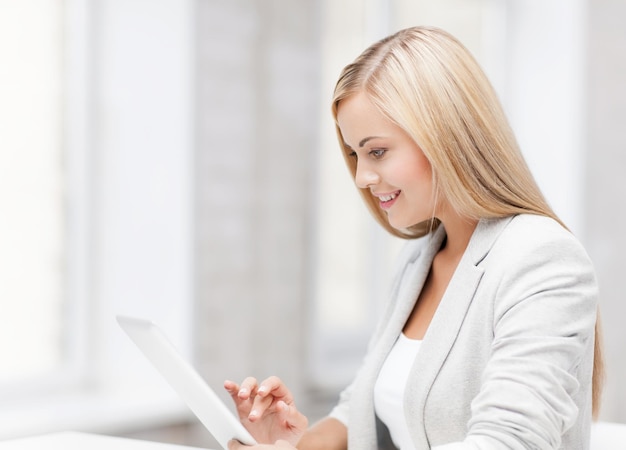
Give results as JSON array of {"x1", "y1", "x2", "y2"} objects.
[{"x1": 585, "y1": 0, "x2": 626, "y2": 423}]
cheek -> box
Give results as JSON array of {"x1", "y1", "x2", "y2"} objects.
[{"x1": 399, "y1": 160, "x2": 433, "y2": 193}]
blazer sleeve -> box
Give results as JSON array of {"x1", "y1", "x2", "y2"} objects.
[{"x1": 440, "y1": 224, "x2": 598, "y2": 449}]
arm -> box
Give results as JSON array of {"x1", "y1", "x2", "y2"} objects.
[
  {"x1": 228, "y1": 417, "x2": 347, "y2": 450},
  {"x1": 437, "y1": 222, "x2": 598, "y2": 448}
]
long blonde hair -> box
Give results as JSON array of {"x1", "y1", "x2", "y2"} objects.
[{"x1": 332, "y1": 25, "x2": 604, "y2": 417}]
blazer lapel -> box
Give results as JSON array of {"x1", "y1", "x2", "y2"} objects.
[
  {"x1": 376, "y1": 225, "x2": 448, "y2": 360},
  {"x1": 347, "y1": 216, "x2": 514, "y2": 449},
  {"x1": 404, "y1": 216, "x2": 514, "y2": 447},
  {"x1": 348, "y1": 225, "x2": 446, "y2": 450}
]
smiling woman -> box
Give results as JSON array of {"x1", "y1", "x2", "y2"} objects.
[
  {"x1": 309, "y1": 0, "x2": 593, "y2": 406},
  {"x1": 227, "y1": 21, "x2": 600, "y2": 450}
]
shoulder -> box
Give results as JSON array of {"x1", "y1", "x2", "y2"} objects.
[
  {"x1": 480, "y1": 214, "x2": 598, "y2": 314},
  {"x1": 504, "y1": 214, "x2": 574, "y2": 242},
  {"x1": 484, "y1": 214, "x2": 592, "y2": 268}
]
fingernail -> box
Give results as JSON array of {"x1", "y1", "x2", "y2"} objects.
[
  {"x1": 249, "y1": 410, "x2": 258, "y2": 418},
  {"x1": 239, "y1": 388, "x2": 248, "y2": 395},
  {"x1": 258, "y1": 386, "x2": 267, "y2": 394}
]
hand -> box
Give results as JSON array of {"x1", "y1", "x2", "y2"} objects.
[
  {"x1": 224, "y1": 376, "x2": 308, "y2": 446},
  {"x1": 228, "y1": 439, "x2": 296, "y2": 450}
]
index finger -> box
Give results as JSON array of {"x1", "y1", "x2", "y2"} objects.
[
  {"x1": 257, "y1": 376, "x2": 294, "y2": 403},
  {"x1": 238, "y1": 376, "x2": 259, "y2": 400},
  {"x1": 224, "y1": 380, "x2": 245, "y2": 408}
]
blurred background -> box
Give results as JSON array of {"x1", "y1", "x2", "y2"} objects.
[{"x1": 0, "y1": 0, "x2": 624, "y2": 447}]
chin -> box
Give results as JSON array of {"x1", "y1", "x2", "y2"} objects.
[
  {"x1": 388, "y1": 217, "x2": 433, "y2": 233},
  {"x1": 387, "y1": 219, "x2": 414, "y2": 231},
  {"x1": 387, "y1": 214, "x2": 425, "y2": 231}
]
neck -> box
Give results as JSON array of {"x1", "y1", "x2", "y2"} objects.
[{"x1": 437, "y1": 211, "x2": 478, "y2": 258}]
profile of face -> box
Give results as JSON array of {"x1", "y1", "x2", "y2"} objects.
[{"x1": 336, "y1": 92, "x2": 436, "y2": 230}]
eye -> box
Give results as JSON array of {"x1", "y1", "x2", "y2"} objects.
[{"x1": 369, "y1": 148, "x2": 386, "y2": 159}]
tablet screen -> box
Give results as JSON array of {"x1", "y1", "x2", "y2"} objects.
[{"x1": 117, "y1": 316, "x2": 257, "y2": 449}]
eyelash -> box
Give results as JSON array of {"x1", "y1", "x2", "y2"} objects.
[{"x1": 347, "y1": 149, "x2": 387, "y2": 160}]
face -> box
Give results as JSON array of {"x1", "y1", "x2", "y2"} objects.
[{"x1": 336, "y1": 92, "x2": 436, "y2": 230}]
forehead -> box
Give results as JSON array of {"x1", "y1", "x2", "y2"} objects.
[
  {"x1": 336, "y1": 92, "x2": 379, "y2": 123},
  {"x1": 336, "y1": 93, "x2": 397, "y2": 146}
]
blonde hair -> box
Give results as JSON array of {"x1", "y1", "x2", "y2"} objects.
[{"x1": 332, "y1": 25, "x2": 604, "y2": 417}]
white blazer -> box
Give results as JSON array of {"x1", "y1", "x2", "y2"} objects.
[{"x1": 330, "y1": 214, "x2": 598, "y2": 449}]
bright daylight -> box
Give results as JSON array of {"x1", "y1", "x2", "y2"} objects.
[{"x1": 1, "y1": 1, "x2": 625, "y2": 450}]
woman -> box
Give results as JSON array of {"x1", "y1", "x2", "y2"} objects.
[{"x1": 225, "y1": 26, "x2": 603, "y2": 449}]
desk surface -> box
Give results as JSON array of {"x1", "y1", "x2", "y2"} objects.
[
  {"x1": 3, "y1": 424, "x2": 623, "y2": 449},
  {"x1": 0, "y1": 432, "x2": 210, "y2": 450}
]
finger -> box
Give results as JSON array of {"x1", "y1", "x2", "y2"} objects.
[
  {"x1": 249, "y1": 377, "x2": 296, "y2": 422},
  {"x1": 225, "y1": 379, "x2": 256, "y2": 420},
  {"x1": 248, "y1": 391, "x2": 275, "y2": 422},
  {"x1": 224, "y1": 380, "x2": 246, "y2": 408},
  {"x1": 227, "y1": 439, "x2": 244, "y2": 450},
  {"x1": 224, "y1": 380, "x2": 239, "y2": 392},
  {"x1": 275, "y1": 440, "x2": 295, "y2": 449},
  {"x1": 224, "y1": 380, "x2": 240, "y2": 395},
  {"x1": 238, "y1": 377, "x2": 259, "y2": 400},
  {"x1": 257, "y1": 376, "x2": 293, "y2": 403},
  {"x1": 276, "y1": 400, "x2": 308, "y2": 430}
]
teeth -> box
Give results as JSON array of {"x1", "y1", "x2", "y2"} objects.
[{"x1": 379, "y1": 193, "x2": 397, "y2": 202}]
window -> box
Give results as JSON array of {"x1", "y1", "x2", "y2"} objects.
[
  {"x1": 0, "y1": 0, "x2": 196, "y2": 439},
  {"x1": 0, "y1": 0, "x2": 71, "y2": 390}
]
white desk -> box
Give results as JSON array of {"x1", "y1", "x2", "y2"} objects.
[
  {"x1": 0, "y1": 432, "x2": 212, "y2": 450},
  {"x1": 5, "y1": 425, "x2": 624, "y2": 449}
]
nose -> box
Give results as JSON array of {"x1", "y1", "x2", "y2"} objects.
[{"x1": 355, "y1": 161, "x2": 380, "y2": 189}]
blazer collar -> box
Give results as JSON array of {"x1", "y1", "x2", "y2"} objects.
[
  {"x1": 348, "y1": 225, "x2": 445, "y2": 449},
  {"x1": 380, "y1": 215, "x2": 514, "y2": 347},
  {"x1": 466, "y1": 215, "x2": 515, "y2": 265}
]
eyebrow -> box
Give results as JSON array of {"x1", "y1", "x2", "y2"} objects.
[
  {"x1": 343, "y1": 136, "x2": 383, "y2": 150},
  {"x1": 359, "y1": 136, "x2": 381, "y2": 147}
]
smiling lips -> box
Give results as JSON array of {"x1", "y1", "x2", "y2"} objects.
[{"x1": 375, "y1": 191, "x2": 400, "y2": 210}]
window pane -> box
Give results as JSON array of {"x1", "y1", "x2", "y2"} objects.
[{"x1": 0, "y1": 0, "x2": 64, "y2": 382}]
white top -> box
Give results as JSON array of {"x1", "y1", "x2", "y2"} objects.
[{"x1": 374, "y1": 333, "x2": 422, "y2": 450}]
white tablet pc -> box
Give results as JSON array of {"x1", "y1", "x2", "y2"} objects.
[{"x1": 116, "y1": 315, "x2": 257, "y2": 449}]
